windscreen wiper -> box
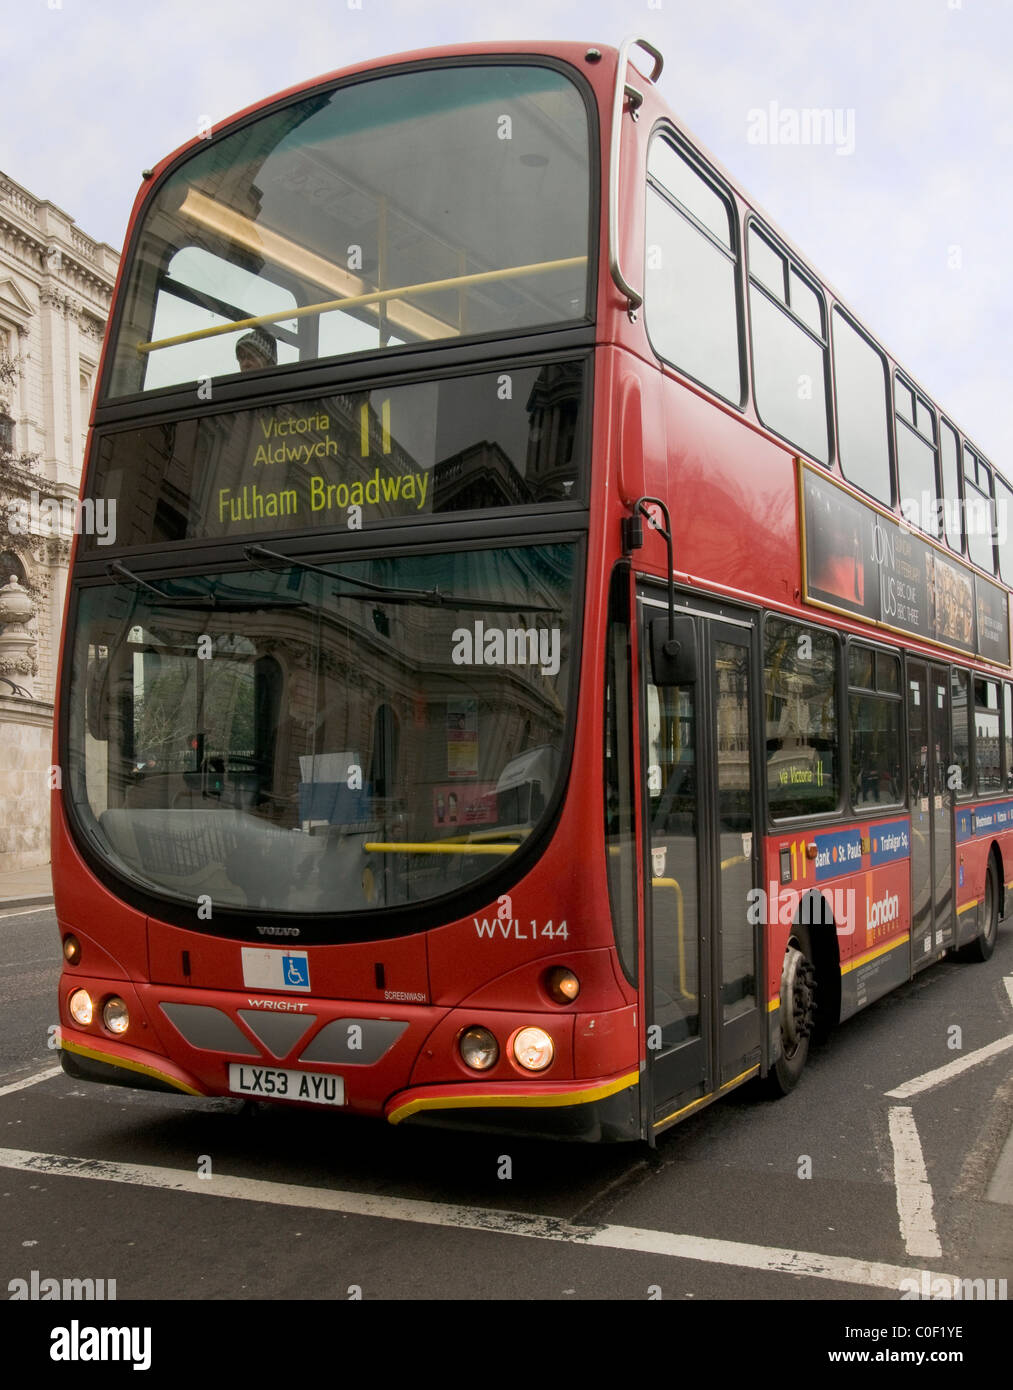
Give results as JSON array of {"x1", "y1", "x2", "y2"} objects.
[
  {"x1": 243, "y1": 544, "x2": 561, "y2": 615},
  {"x1": 107, "y1": 561, "x2": 307, "y2": 611}
]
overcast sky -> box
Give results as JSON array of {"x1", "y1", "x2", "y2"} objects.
[{"x1": 3, "y1": 0, "x2": 1010, "y2": 463}]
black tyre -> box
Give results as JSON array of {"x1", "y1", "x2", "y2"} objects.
[
  {"x1": 764, "y1": 923, "x2": 817, "y2": 1096},
  {"x1": 958, "y1": 855, "x2": 999, "y2": 963}
]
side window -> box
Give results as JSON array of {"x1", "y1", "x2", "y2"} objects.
[
  {"x1": 644, "y1": 139, "x2": 742, "y2": 405},
  {"x1": 748, "y1": 226, "x2": 829, "y2": 463},
  {"x1": 832, "y1": 309, "x2": 891, "y2": 506},
  {"x1": 1005, "y1": 683, "x2": 1013, "y2": 791},
  {"x1": 895, "y1": 375, "x2": 938, "y2": 537},
  {"x1": 849, "y1": 646, "x2": 902, "y2": 809},
  {"x1": 951, "y1": 668, "x2": 972, "y2": 797},
  {"x1": 764, "y1": 617, "x2": 839, "y2": 817},
  {"x1": 974, "y1": 679, "x2": 1001, "y2": 794},
  {"x1": 962, "y1": 443, "x2": 996, "y2": 575},
  {"x1": 0, "y1": 325, "x2": 14, "y2": 453},
  {"x1": 994, "y1": 473, "x2": 1013, "y2": 586},
  {"x1": 939, "y1": 420, "x2": 963, "y2": 554}
]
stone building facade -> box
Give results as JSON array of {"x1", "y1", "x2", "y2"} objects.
[{"x1": 0, "y1": 171, "x2": 119, "y2": 870}]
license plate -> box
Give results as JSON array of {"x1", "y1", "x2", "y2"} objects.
[{"x1": 228, "y1": 1063, "x2": 344, "y2": 1107}]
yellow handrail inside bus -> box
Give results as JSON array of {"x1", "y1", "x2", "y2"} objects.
[
  {"x1": 364, "y1": 841, "x2": 518, "y2": 856},
  {"x1": 649, "y1": 857, "x2": 748, "y2": 1005},
  {"x1": 651, "y1": 875, "x2": 695, "y2": 1003},
  {"x1": 137, "y1": 222, "x2": 587, "y2": 358}
]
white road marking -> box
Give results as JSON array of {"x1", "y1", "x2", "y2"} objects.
[
  {"x1": 0, "y1": 907, "x2": 53, "y2": 920},
  {"x1": 1005, "y1": 975, "x2": 1013, "y2": 1012},
  {"x1": 885, "y1": 1034, "x2": 1013, "y2": 1099},
  {"x1": 888, "y1": 1106, "x2": 942, "y2": 1259},
  {"x1": 0, "y1": 1066, "x2": 62, "y2": 1098},
  {"x1": 0, "y1": 1144, "x2": 956, "y2": 1294}
]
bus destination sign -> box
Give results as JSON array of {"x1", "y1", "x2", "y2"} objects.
[
  {"x1": 801, "y1": 463, "x2": 1011, "y2": 666},
  {"x1": 86, "y1": 360, "x2": 584, "y2": 551}
]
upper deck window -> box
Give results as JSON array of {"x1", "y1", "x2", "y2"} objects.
[
  {"x1": 105, "y1": 64, "x2": 592, "y2": 400},
  {"x1": 894, "y1": 373, "x2": 939, "y2": 537},
  {"x1": 747, "y1": 224, "x2": 830, "y2": 464},
  {"x1": 644, "y1": 137, "x2": 742, "y2": 405},
  {"x1": 832, "y1": 309, "x2": 891, "y2": 507},
  {"x1": 962, "y1": 442, "x2": 997, "y2": 575},
  {"x1": 939, "y1": 419, "x2": 963, "y2": 554}
]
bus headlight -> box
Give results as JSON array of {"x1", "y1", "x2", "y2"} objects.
[
  {"x1": 102, "y1": 998, "x2": 130, "y2": 1035},
  {"x1": 69, "y1": 989, "x2": 94, "y2": 1026},
  {"x1": 459, "y1": 1026, "x2": 498, "y2": 1071},
  {"x1": 511, "y1": 1026, "x2": 554, "y2": 1071},
  {"x1": 62, "y1": 935, "x2": 81, "y2": 965}
]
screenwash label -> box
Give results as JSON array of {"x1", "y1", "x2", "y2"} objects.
[{"x1": 241, "y1": 948, "x2": 311, "y2": 993}]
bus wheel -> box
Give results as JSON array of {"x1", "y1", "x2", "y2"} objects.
[
  {"x1": 959, "y1": 856, "x2": 999, "y2": 963},
  {"x1": 766, "y1": 925, "x2": 817, "y2": 1095}
]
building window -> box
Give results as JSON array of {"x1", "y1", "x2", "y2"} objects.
[
  {"x1": 0, "y1": 552, "x2": 29, "y2": 587},
  {"x1": 80, "y1": 373, "x2": 94, "y2": 432}
]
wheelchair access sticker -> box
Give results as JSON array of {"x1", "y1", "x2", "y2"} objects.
[{"x1": 241, "y1": 947, "x2": 311, "y2": 993}]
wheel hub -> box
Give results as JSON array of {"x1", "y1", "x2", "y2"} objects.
[{"x1": 780, "y1": 944, "x2": 816, "y2": 1052}]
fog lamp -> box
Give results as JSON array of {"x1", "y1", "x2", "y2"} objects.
[
  {"x1": 459, "y1": 1026, "x2": 498, "y2": 1071},
  {"x1": 102, "y1": 997, "x2": 130, "y2": 1035}
]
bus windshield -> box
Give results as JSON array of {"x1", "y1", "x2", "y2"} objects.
[
  {"x1": 66, "y1": 542, "x2": 577, "y2": 923},
  {"x1": 105, "y1": 63, "x2": 592, "y2": 399}
]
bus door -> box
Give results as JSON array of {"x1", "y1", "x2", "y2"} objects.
[
  {"x1": 639, "y1": 601, "x2": 763, "y2": 1130},
  {"x1": 906, "y1": 661, "x2": 954, "y2": 967}
]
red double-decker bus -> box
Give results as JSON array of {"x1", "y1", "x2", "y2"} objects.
[{"x1": 55, "y1": 38, "x2": 1009, "y2": 1142}]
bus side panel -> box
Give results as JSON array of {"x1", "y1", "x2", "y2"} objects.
[
  {"x1": 764, "y1": 817, "x2": 913, "y2": 1027},
  {"x1": 954, "y1": 798, "x2": 1010, "y2": 947}
]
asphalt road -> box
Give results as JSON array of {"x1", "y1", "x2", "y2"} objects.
[{"x1": 1, "y1": 902, "x2": 1010, "y2": 1353}]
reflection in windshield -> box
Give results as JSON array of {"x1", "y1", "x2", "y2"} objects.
[{"x1": 68, "y1": 544, "x2": 576, "y2": 922}]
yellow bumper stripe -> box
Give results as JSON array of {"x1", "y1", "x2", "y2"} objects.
[
  {"x1": 387, "y1": 1070, "x2": 638, "y2": 1125},
  {"x1": 60, "y1": 1039, "x2": 203, "y2": 1097}
]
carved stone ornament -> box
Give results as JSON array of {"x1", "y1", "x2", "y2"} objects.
[{"x1": 0, "y1": 574, "x2": 35, "y2": 627}]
